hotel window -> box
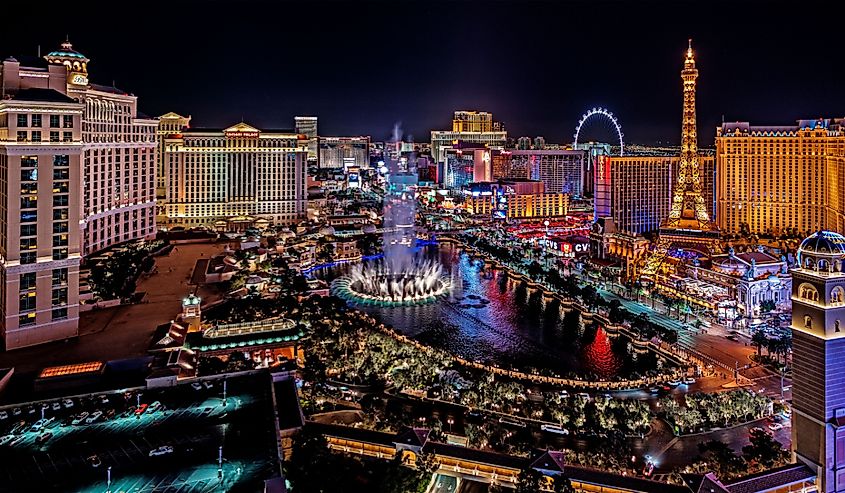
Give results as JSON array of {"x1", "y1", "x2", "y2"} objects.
[
  {"x1": 31, "y1": 131, "x2": 41, "y2": 142},
  {"x1": 19, "y1": 313, "x2": 36, "y2": 327},
  {"x1": 50, "y1": 115, "x2": 60, "y2": 127},
  {"x1": 17, "y1": 131, "x2": 27, "y2": 142},
  {"x1": 63, "y1": 131, "x2": 72, "y2": 142},
  {"x1": 53, "y1": 168, "x2": 69, "y2": 180},
  {"x1": 17, "y1": 114, "x2": 27, "y2": 127},
  {"x1": 53, "y1": 195, "x2": 69, "y2": 207},
  {"x1": 21, "y1": 224, "x2": 37, "y2": 237},
  {"x1": 52, "y1": 288, "x2": 68, "y2": 306},
  {"x1": 20, "y1": 238, "x2": 37, "y2": 250},
  {"x1": 19, "y1": 292, "x2": 36, "y2": 311},
  {"x1": 53, "y1": 222, "x2": 68, "y2": 234},
  {"x1": 50, "y1": 131, "x2": 60, "y2": 142},
  {"x1": 52, "y1": 234, "x2": 68, "y2": 247},
  {"x1": 20, "y1": 252, "x2": 36, "y2": 264},
  {"x1": 20, "y1": 272, "x2": 37, "y2": 290},
  {"x1": 31, "y1": 114, "x2": 42, "y2": 127},
  {"x1": 53, "y1": 248, "x2": 68, "y2": 260},
  {"x1": 20, "y1": 196, "x2": 37, "y2": 209},
  {"x1": 63, "y1": 115, "x2": 72, "y2": 128},
  {"x1": 52, "y1": 308, "x2": 68, "y2": 321},
  {"x1": 52, "y1": 268, "x2": 68, "y2": 286}
]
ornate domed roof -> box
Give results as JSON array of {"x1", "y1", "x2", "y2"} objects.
[
  {"x1": 319, "y1": 225, "x2": 336, "y2": 236},
  {"x1": 798, "y1": 231, "x2": 845, "y2": 256},
  {"x1": 46, "y1": 41, "x2": 88, "y2": 60}
]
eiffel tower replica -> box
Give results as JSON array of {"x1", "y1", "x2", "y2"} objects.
[{"x1": 640, "y1": 40, "x2": 720, "y2": 283}]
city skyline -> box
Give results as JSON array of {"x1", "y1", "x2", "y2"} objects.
[{"x1": 2, "y1": 0, "x2": 843, "y2": 144}]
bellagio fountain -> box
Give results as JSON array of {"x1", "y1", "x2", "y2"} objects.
[{"x1": 331, "y1": 168, "x2": 450, "y2": 306}]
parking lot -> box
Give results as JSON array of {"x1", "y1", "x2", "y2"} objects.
[{"x1": 0, "y1": 375, "x2": 279, "y2": 492}]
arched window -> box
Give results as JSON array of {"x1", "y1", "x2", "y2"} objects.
[
  {"x1": 819, "y1": 259, "x2": 830, "y2": 272},
  {"x1": 805, "y1": 315, "x2": 812, "y2": 329},
  {"x1": 805, "y1": 257, "x2": 816, "y2": 270},
  {"x1": 836, "y1": 320, "x2": 841, "y2": 333},
  {"x1": 832, "y1": 287, "x2": 845, "y2": 305},
  {"x1": 799, "y1": 283, "x2": 820, "y2": 302}
]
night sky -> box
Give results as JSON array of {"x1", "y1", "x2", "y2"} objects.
[{"x1": 2, "y1": 0, "x2": 842, "y2": 145}]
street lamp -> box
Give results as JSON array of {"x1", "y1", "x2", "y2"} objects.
[
  {"x1": 447, "y1": 417, "x2": 454, "y2": 432},
  {"x1": 106, "y1": 466, "x2": 112, "y2": 493}
]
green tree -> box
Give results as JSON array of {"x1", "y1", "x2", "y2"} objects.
[
  {"x1": 743, "y1": 428, "x2": 789, "y2": 470},
  {"x1": 515, "y1": 468, "x2": 544, "y2": 493},
  {"x1": 759, "y1": 299, "x2": 776, "y2": 314},
  {"x1": 752, "y1": 330, "x2": 769, "y2": 357},
  {"x1": 553, "y1": 475, "x2": 576, "y2": 493}
]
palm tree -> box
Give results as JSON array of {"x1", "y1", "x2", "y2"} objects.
[{"x1": 751, "y1": 331, "x2": 769, "y2": 357}]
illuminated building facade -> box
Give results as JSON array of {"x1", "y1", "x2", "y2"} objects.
[
  {"x1": 431, "y1": 110, "x2": 507, "y2": 165},
  {"x1": 0, "y1": 55, "x2": 83, "y2": 349},
  {"x1": 156, "y1": 112, "x2": 191, "y2": 224},
  {"x1": 789, "y1": 231, "x2": 845, "y2": 492},
  {"x1": 465, "y1": 192, "x2": 568, "y2": 219},
  {"x1": 510, "y1": 149, "x2": 585, "y2": 196},
  {"x1": 162, "y1": 122, "x2": 308, "y2": 229},
  {"x1": 594, "y1": 155, "x2": 716, "y2": 237},
  {"x1": 295, "y1": 116, "x2": 318, "y2": 163},
  {"x1": 318, "y1": 136, "x2": 369, "y2": 170},
  {"x1": 715, "y1": 119, "x2": 845, "y2": 236},
  {"x1": 42, "y1": 42, "x2": 158, "y2": 256},
  {"x1": 443, "y1": 144, "x2": 494, "y2": 188}
]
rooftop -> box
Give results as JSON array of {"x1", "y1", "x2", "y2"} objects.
[{"x1": 7, "y1": 88, "x2": 78, "y2": 104}]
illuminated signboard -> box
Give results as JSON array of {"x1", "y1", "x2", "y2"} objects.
[
  {"x1": 226, "y1": 131, "x2": 260, "y2": 138},
  {"x1": 70, "y1": 73, "x2": 88, "y2": 86}
]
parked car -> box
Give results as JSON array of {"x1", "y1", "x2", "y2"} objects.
[
  {"x1": 85, "y1": 411, "x2": 103, "y2": 424},
  {"x1": 191, "y1": 382, "x2": 203, "y2": 391},
  {"x1": 203, "y1": 381, "x2": 214, "y2": 390},
  {"x1": 12, "y1": 408, "x2": 21, "y2": 416},
  {"x1": 72, "y1": 412, "x2": 90, "y2": 425},
  {"x1": 148, "y1": 445, "x2": 174, "y2": 457},
  {"x1": 147, "y1": 401, "x2": 162, "y2": 413},
  {"x1": 749, "y1": 426, "x2": 766, "y2": 435},
  {"x1": 683, "y1": 377, "x2": 696, "y2": 385},
  {"x1": 558, "y1": 390, "x2": 569, "y2": 399},
  {"x1": 768, "y1": 422, "x2": 784, "y2": 431},
  {"x1": 135, "y1": 404, "x2": 149, "y2": 416},
  {"x1": 667, "y1": 380, "x2": 681, "y2": 386},
  {"x1": 0, "y1": 410, "x2": 7, "y2": 420},
  {"x1": 0, "y1": 435, "x2": 14, "y2": 445},
  {"x1": 62, "y1": 399, "x2": 74, "y2": 409},
  {"x1": 575, "y1": 393, "x2": 591, "y2": 401},
  {"x1": 540, "y1": 424, "x2": 570, "y2": 435},
  {"x1": 51, "y1": 402, "x2": 61, "y2": 412},
  {"x1": 9, "y1": 435, "x2": 25, "y2": 446},
  {"x1": 35, "y1": 432, "x2": 53, "y2": 443}
]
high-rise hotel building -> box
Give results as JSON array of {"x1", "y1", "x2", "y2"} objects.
[
  {"x1": 0, "y1": 54, "x2": 83, "y2": 349},
  {"x1": 160, "y1": 120, "x2": 308, "y2": 229},
  {"x1": 42, "y1": 42, "x2": 158, "y2": 257},
  {"x1": 431, "y1": 110, "x2": 507, "y2": 165},
  {"x1": 716, "y1": 119, "x2": 845, "y2": 236},
  {"x1": 0, "y1": 40, "x2": 157, "y2": 349},
  {"x1": 594, "y1": 155, "x2": 716, "y2": 237}
]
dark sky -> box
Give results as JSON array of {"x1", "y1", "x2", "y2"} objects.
[{"x1": 2, "y1": 0, "x2": 842, "y2": 145}]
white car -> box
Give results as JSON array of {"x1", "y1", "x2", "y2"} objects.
[
  {"x1": 51, "y1": 402, "x2": 61, "y2": 411},
  {"x1": 540, "y1": 424, "x2": 570, "y2": 435},
  {"x1": 147, "y1": 401, "x2": 162, "y2": 413},
  {"x1": 72, "y1": 412, "x2": 90, "y2": 425},
  {"x1": 768, "y1": 422, "x2": 784, "y2": 431},
  {"x1": 683, "y1": 377, "x2": 696, "y2": 385},
  {"x1": 203, "y1": 381, "x2": 214, "y2": 390},
  {"x1": 0, "y1": 435, "x2": 14, "y2": 445},
  {"x1": 191, "y1": 382, "x2": 203, "y2": 391},
  {"x1": 0, "y1": 410, "x2": 7, "y2": 420},
  {"x1": 148, "y1": 445, "x2": 174, "y2": 457},
  {"x1": 85, "y1": 411, "x2": 103, "y2": 424},
  {"x1": 62, "y1": 399, "x2": 74, "y2": 409}
]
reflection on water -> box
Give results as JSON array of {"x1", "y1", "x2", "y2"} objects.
[{"x1": 319, "y1": 242, "x2": 664, "y2": 379}]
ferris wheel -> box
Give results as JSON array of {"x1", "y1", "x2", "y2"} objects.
[{"x1": 573, "y1": 107, "x2": 624, "y2": 156}]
